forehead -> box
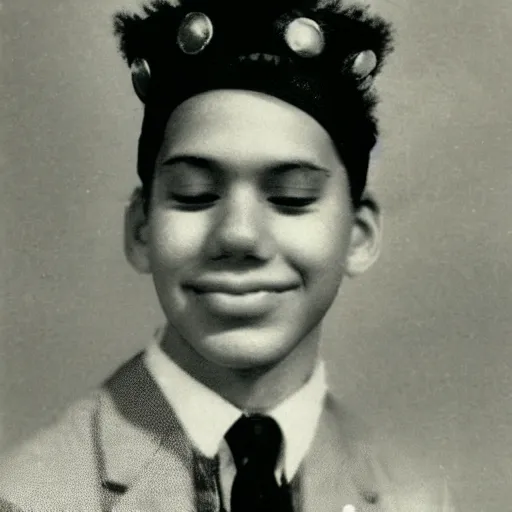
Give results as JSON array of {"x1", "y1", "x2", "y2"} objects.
[{"x1": 157, "y1": 90, "x2": 343, "y2": 171}]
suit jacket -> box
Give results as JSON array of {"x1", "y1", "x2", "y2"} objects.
[{"x1": 0, "y1": 354, "x2": 455, "y2": 512}]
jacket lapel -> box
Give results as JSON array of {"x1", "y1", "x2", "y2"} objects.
[{"x1": 94, "y1": 353, "x2": 197, "y2": 512}]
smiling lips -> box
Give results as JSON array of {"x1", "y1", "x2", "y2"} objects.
[{"x1": 187, "y1": 279, "x2": 298, "y2": 317}]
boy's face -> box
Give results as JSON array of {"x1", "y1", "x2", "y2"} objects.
[{"x1": 128, "y1": 90, "x2": 379, "y2": 370}]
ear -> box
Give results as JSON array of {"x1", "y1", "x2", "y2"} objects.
[
  {"x1": 345, "y1": 193, "x2": 383, "y2": 277},
  {"x1": 124, "y1": 187, "x2": 151, "y2": 274}
]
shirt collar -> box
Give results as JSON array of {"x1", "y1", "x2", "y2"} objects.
[
  {"x1": 144, "y1": 331, "x2": 328, "y2": 480},
  {"x1": 268, "y1": 360, "x2": 327, "y2": 479}
]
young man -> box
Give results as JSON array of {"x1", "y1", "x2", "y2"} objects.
[{"x1": 0, "y1": 0, "x2": 455, "y2": 510}]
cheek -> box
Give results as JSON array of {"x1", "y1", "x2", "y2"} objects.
[
  {"x1": 148, "y1": 210, "x2": 210, "y2": 271},
  {"x1": 274, "y1": 201, "x2": 352, "y2": 283}
]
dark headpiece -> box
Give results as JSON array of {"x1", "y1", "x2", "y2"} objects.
[{"x1": 113, "y1": 0, "x2": 394, "y2": 204}]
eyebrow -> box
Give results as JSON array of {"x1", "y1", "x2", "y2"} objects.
[
  {"x1": 160, "y1": 155, "x2": 331, "y2": 175},
  {"x1": 271, "y1": 161, "x2": 331, "y2": 176},
  {"x1": 161, "y1": 155, "x2": 212, "y2": 169}
]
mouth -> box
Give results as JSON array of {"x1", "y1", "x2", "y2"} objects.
[
  {"x1": 190, "y1": 289, "x2": 285, "y2": 318},
  {"x1": 186, "y1": 281, "x2": 297, "y2": 318},
  {"x1": 188, "y1": 282, "x2": 296, "y2": 296}
]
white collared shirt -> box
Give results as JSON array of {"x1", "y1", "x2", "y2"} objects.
[{"x1": 144, "y1": 333, "x2": 327, "y2": 510}]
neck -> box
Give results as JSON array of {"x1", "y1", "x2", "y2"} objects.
[{"x1": 161, "y1": 326, "x2": 321, "y2": 411}]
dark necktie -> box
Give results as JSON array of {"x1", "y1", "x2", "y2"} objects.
[{"x1": 225, "y1": 414, "x2": 294, "y2": 512}]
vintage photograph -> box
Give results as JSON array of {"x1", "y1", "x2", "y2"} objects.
[{"x1": 0, "y1": 0, "x2": 510, "y2": 510}]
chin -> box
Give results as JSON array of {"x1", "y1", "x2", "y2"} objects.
[{"x1": 192, "y1": 328, "x2": 299, "y2": 371}]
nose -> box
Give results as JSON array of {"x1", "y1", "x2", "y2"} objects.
[{"x1": 206, "y1": 186, "x2": 275, "y2": 261}]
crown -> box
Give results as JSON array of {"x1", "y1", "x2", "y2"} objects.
[{"x1": 114, "y1": 0, "x2": 394, "y2": 103}]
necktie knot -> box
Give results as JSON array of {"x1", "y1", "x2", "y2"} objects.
[
  {"x1": 225, "y1": 414, "x2": 282, "y2": 471},
  {"x1": 225, "y1": 414, "x2": 293, "y2": 512}
]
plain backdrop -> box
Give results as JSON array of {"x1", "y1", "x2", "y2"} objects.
[{"x1": 1, "y1": 0, "x2": 511, "y2": 510}]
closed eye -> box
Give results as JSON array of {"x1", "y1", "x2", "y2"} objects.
[
  {"x1": 268, "y1": 196, "x2": 318, "y2": 214},
  {"x1": 170, "y1": 193, "x2": 219, "y2": 210},
  {"x1": 269, "y1": 196, "x2": 317, "y2": 207}
]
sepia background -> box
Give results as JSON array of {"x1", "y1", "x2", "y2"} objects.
[{"x1": 1, "y1": 0, "x2": 511, "y2": 509}]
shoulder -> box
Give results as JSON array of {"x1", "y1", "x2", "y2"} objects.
[
  {"x1": 323, "y1": 395, "x2": 456, "y2": 511},
  {"x1": 0, "y1": 352, "x2": 163, "y2": 511},
  {"x1": 374, "y1": 442, "x2": 456, "y2": 511},
  {"x1": 0, "y1": 391, "x2": 103, "y2": 510}
]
